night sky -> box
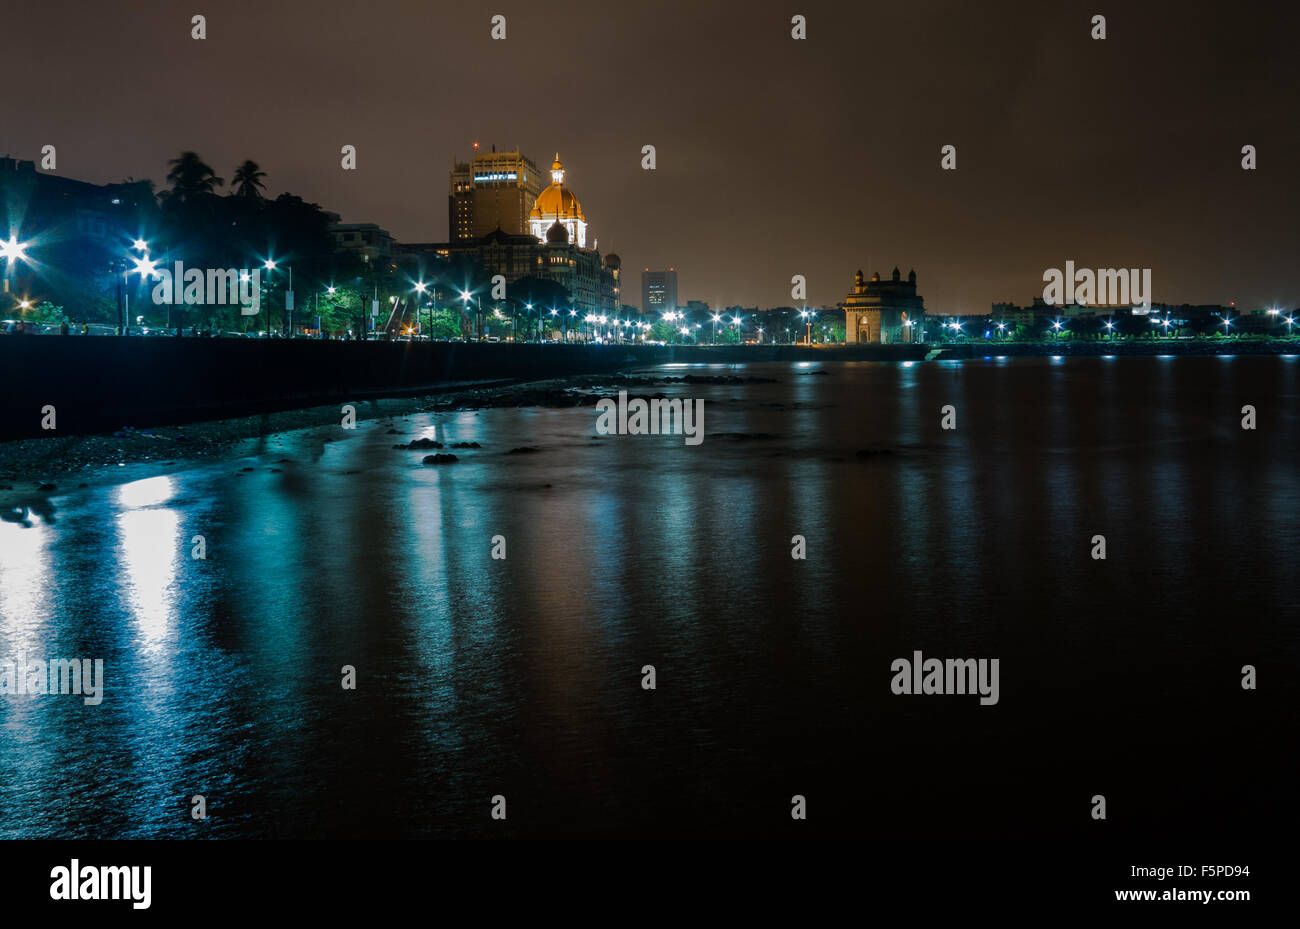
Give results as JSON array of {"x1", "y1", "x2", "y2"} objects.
[{"x1": 5, "y1": 0, "x2": 1298, "y2": 312}]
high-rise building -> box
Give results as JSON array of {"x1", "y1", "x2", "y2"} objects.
[
  {"x1": 448, "y1": 146, "x2": 543, "y2": 241},
  {"x1": 641, "y1": 268, "x2": 678, "y2": 317}
]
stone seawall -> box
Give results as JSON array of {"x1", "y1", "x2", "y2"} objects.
[{"x1": 0, "y1": 338, "x2": 674, "y2": 438}]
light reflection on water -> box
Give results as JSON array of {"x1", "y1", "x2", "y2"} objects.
[
  {"x1": 116, "y1": 496, "x2": 180, "y2": 651},
  {"x1": 0, "y1": 356, "x2": 1297, "y2": 839}
]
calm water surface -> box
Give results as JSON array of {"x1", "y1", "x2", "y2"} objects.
[{"x1": 1, "y1": 356, "x2": 1297, "y2": 838}]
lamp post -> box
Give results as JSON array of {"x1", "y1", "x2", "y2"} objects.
[
  {"x1": 414, "y1": 281, "x2": 429, "y2": 340},
  {"x1": 261, "y1": 259, "x2": 279, "y2": 337},
  {"x1": 124, "y1": 249, "x2": 160, "y2": 335},
  {"x1": 458, "y1": 290, "x2": 472, "y2": 339}
]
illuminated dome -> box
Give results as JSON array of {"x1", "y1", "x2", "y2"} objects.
[
  {"x1": 533, "y1": 185, "x2": 585, "y2": 221},
  {"x1": 529, "y1": 153, "x2": 588, "y2": 247}
]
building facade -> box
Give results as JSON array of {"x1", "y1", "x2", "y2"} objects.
[
  {"x1": 842, "y1": 267, "x2": 926, "y2": 343},
  {"x1": 641, "y1": 268, "x2": 678, "y2": 317},
  {"x1": 328, "y1": 222, "x2": 395, "y2": 263},
  {"x1": 449, "y1": 147, "x2": 543, "y2": 242}
]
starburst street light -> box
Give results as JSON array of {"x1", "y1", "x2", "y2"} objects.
[
  {"x1": 129, "y1": 254, "x2": 160, "y2": 280},
  {"x1": 132, "y1": 238, "x2": 149, "y2": 251},
  {"x1": 1, "y1": 234, "x2": 31, "y2": 267},
  {"x1": 414, "y1": 281, "x2": 427, "y2": 294}
]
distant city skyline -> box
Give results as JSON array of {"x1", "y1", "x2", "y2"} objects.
[{"x1": 4, "y1": 0, "x2": 1298, "y2": 311}]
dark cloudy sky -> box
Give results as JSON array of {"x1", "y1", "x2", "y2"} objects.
[{"x1": 5, "y1": 0, "x2": 1298, "y2": 312}]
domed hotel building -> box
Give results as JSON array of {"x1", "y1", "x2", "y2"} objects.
[
  {"x1": 402, "y1": 148, "x2": 616, "y2": 323},
  {"x1": 528, "y1": 155, "x2": 589, "y2": 248}
]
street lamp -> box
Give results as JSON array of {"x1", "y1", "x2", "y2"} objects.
[
  {"x1": 121, "y1": 250, "x2": 161, "y2": 334},
  {"x1": 1, "y1": 232, "x2": 32, "y2": 295},
  {"x1": 129, "y1": 253, "x2": 160, "y2": 280},
  {"x1": 413, "y1": 281, "x2": 430, "y2": 339},
  {"x1": 257, "y1": 258, "x2": 280, "y2": 337},
  {"x1": 458, "y1": 289, "x2": 474, "y2": 339},
  {"x1": 1, "y1": 234, "x2": 31, "y2": 266}
]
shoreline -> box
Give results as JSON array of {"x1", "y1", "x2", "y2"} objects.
[{"x1": 0, "y1": 370, "x2": 771, "y2": 494}]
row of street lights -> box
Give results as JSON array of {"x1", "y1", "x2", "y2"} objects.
[{"x1": 5, "y1": 227, "x2": 833, "y2": 342}]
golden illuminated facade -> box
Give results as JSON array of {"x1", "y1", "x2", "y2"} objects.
[{"x1": 528, "y1": 154, "x2": 588, "y2": 248}]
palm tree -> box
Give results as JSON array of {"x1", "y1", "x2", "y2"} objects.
[
  {"x1": 231, "y1": 160, "x2": 267, "y2": 200},
  {"x1": 164, "y1": 151, "x2": 223, "y2": 203}
]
